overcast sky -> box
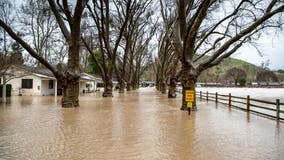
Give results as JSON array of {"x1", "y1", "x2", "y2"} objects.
[
  {"x1": 8, "y1": 0, "x2": 284, "y2": 71},
  {"x1": 232, "y1": 30, "x2": 284, "y2": 71}
]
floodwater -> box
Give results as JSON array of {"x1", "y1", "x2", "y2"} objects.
[
  {"x1": 196, "y1": 87, "x2": 284, "y2": 119},
  {"x1": 197, "y1": 87, "x2": 284, "y2": 102},
  {"x1": 0, "y1": 88, "x2": 283, "y2": 160}
]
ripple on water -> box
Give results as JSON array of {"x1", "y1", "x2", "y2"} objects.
[{"x1": 0, "y1": 88, "x2": 283, "y2": 160}]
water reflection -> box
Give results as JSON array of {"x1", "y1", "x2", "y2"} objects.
[
  {"x1": 246, "y1": 112, "x2": 250, "y2": 123},
  {"x1": 0, "y1": 88, "x2": 283, "y2": 160}
]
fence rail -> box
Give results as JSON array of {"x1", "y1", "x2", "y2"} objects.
[
  {"x1": 196, "y1": 91, "x2": 284, "y2": 120},
  {"x1": 188, "y1": 90, "x2": 284, "y2": 121}
]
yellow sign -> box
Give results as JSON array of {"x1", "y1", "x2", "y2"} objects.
[
  {"x1": 185, "y1": 90, "x2": 195, "y2": 102},
  {"x1": 187, "y1": 102, "x2": 192, "y2": 108}
]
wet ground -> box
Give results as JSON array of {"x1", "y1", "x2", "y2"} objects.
[{"x1": 0, "y1": 88, "x2": 283, "y2": 160}]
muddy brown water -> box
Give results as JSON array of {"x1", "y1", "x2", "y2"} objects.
[{"x1": 0, "y1": 88, "x2": 283, "y2": 160}]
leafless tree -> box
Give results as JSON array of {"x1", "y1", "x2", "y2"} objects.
[
  {"x1": 155, "y1": 31, "x2": 175, "y2": 94},
  {"x1": 160, "y1": 0, "x2": 284, "y2": 111},
  {"x1": 114, "y1": 0, "x2": 155, "y2": 93},
  {"x1": 19, "y1": 0, "x2": 63, "y2": 67},
  {"x1": 0, "y1": 0, "x2": 88, "y2": 107},
  {"x1": 126, "y1": 26, "x2": 156, "y2": 91},
  {"x1": 0, "y1": 0, "x2": 16, "y2": 102},
  {"x1": 84, "y1": 0, "x2": 135, "y2": 97}
]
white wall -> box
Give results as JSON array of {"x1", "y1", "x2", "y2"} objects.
[
  {"x1": 8, "y1": 75, "x2": 42, "y2": 96},
  {"x1": 79, "y1": 81, "x2": 95, "y2": 93},
  {"x1": 80, "y1": 81, "x2": 86, "y2": 93},
  {"x1": 41, "y1": 80, "x2": 55, "y2": 96}
]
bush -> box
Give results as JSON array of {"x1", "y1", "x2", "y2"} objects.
[
  {"x1": 239, "y1": 78, "x2": 246, "y2": 87},
  {"x1": 0, "y1": 84, "x2": 12, "y2": 97}
]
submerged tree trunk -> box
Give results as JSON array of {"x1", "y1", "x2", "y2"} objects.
[
  {"x1": 155, "y1": 79, "x2": 160, "y2": 91},
  {"x1": 60, "y1": 16, "x2": 82, "y2": 107},
  {"x1": 118, "y1": 79, "x2": 125, "y2": 93},
  {"x1": 61, "y1": 74, "x2": 80, "y2": 107},
  {"x1": 103, "y1": 76, "x2": 113, "y2": 97},
  {"x1": 180, "y1": 67, "x2": 198, "y2": 111},
  {"x1": 168, "y1": 77, "x2": 177, "y2": 98},
  {"x1": 168, "y1": 58, "x2": 178, "y2": 98},
  {"x1": 126, "y1": 82, "x2": 132, "y2": 91},
  {"x1": 160, "y1": 80, "x2": 167, "y2": 94}
]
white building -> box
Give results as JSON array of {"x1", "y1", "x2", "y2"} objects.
[
  {"x1": 80, "y1": 73, "x2": 102, "y2": 93},
  {"x1": 1, "y1": 65, "x2": 100, "y2": 96}
]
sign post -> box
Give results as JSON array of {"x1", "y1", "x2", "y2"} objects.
[{"x1": 185, "y1": 90, "x2": 195, "y2": 115}]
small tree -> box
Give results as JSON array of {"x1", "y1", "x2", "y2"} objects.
[
  {"x1": 239, "y1": 78, "x2": 246, "y2": 87},
  {"x1": 0, "y1": 0, "x2": 17, "y2": 103},
  {"x1": 256, "y1": 70, "x2": 278, "y2": 83},
  {"x1": 225, "y1": 67, "x2": 247, "y2": 86}
]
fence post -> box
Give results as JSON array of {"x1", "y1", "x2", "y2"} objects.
[
  {"x1": 206, "y1": 91, "x2": 208, "y2": 101},
  {"x1": 200, "y1": 91, "x2": 202, "y2": 99},
  {"x1": 246, "y1": 95, "x2": 250, "y2": 112},
  {"x1": 276, "y1": 99, "x2": 280, "y2": 120},
  {"x1": 228, "y1": 93, "x2": 231, "y2": 108},
  {"x1": 215, "y1": 92, "x2": 218, "y2": 103}
]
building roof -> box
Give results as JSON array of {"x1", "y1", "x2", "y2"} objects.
[
  {"x1": 12, "y1": 65, "x2": 102, "y2": 82},
  {"x1": 15, "y1": 65, "x2": 55, "y2": 78}
]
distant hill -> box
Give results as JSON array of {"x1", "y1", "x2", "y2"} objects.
[
  {"x1": 198, "y1": 57, "x2": 284, "y2": 83},
  {"x1": 141, "y1": 57, "x2": 284, "y2": 84}
]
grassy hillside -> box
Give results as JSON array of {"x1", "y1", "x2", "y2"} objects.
[{"x1": 198, "y1": 57, "x2": 284, "y2": 83}]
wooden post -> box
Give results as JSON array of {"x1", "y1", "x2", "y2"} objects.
[
  {"x1": 228, "y1": 93, "x2": 231, "y2": 108},
  {"x1": 206, "y1": 91, "x2": 208, "y2": 101},
  {"x1": 215, "y1": 92, "x2": 218, "y2": 103},
  {"x1": 246, "y1": 95, "x2": 250, "y2": 112},
  {"x1": 200, "y1": 91, "x2": 202, "y2": 99},
  {"x1": 276, "y1": 99, "x2": 280, "y2": 120}
]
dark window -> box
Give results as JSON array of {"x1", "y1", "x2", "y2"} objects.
[
  {"x1": 48, "y1": 80, "x2": 53, "y2": 89},
  {"x1": 22, "y1": 79, "x2": 33, "y2": 89}
]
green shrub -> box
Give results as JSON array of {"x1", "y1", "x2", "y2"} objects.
[{"x1": 239, "y1": 78, "x2": 246, "y2": 87}]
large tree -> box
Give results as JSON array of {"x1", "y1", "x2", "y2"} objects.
[
  {"x1": 160, "y1": 0, "x2": 284, "y2": 111},
  {"x1": 126, "y1": 27, "x2": 155, "y2": 91},
  {"x1": 84, "y1": 0, "x2": 134, "y2": 97},
  {"x1": 155, "y1": 31, "x2": 175, "y2": 94},
  {"x1": 0, "y1": 0, "x2": 88, "y2": 107},
  {"x1": 115, "y1": 0, "x2": 155, "y2": 93},
  {"x1": 19, "y1": 0, "x2": 61, "y2": 67}
]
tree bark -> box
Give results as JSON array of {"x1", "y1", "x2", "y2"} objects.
[
  {"x1": 118, "y1": 79, "x2": 125, "y2": 93},
  {"x1": 160, "y1": 80, "x2": 167, "y2": 94},
  {"x1": 168, "y1": 57, "x2": 178, "y2": 98},
  {"x1": 61, "y1": 74, "x2": 80, "y2": 107},
  {"x1": 155, "y1": 83, "x2": 160, "y2": 91},
  {"x1": 126, "y1": 82, "x2": 132, "y2": 91},
  {"x1": 180, "y1": 67, "x2": 197, "y2": 111},
  {"x1": 168, "y1": 77, "x2": 177, "y2": 98},
  {"x1": 103, "y1": 76, "x2": 113, "y2": 97}
]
